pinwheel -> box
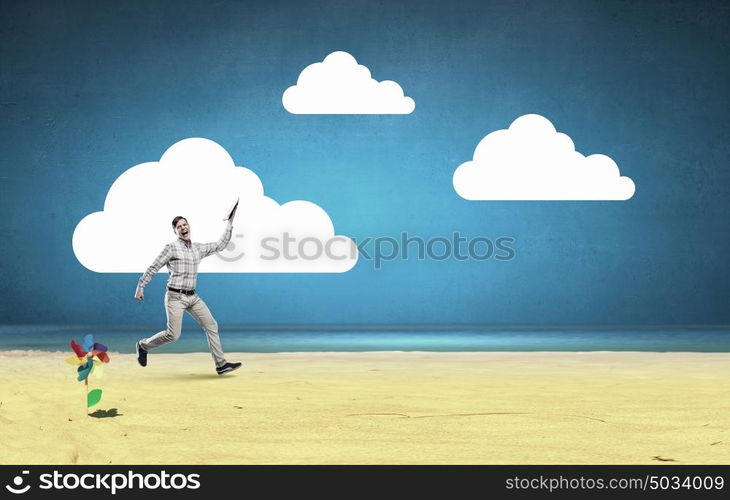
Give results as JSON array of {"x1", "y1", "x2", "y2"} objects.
[{"x1": 66, "y1": 334, "x2": 111, "y2": 412}]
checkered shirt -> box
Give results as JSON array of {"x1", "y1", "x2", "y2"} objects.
[{"x1": 137, "y1": 224, "x2": 232, "y2": 291}]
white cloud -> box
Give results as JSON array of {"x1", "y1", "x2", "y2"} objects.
[
  {"x1": 73, "y1": 138, "x2": 358, "y2": 273},
  {"x1": 282, "y1": 51, "x2": 415, "y2": 114},
  {"x1": 453, "y1": 114, "x2": 636, "y2": 200}
]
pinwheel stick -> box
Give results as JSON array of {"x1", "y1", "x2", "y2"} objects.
[{"x1": 68, "y1": 335, "x2": 109, "y2": 416}]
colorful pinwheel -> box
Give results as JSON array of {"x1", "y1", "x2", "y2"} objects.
[{"x1": 66, "y1": 334, "x2": 110, "y2": 412}]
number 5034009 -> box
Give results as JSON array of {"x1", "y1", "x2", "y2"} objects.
[{"x1": 648, "y1": 476, "x2": 724, "y2": 490}]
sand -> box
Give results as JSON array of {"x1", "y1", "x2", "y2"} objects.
[{"x1": 0, "y1": 351, "x2": 728, "y2": 464}]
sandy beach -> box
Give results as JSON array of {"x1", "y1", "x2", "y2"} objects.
[{"x1": 0, "y1": 351, "x2": 728, "y2": 464}]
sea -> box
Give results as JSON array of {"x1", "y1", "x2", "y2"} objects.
[{"x1": 1, "y1": 325, "x2": 729, "y2": 353}]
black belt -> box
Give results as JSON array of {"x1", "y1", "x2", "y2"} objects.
[{"x1": 168, "y1": 287, "x2": 195, "y2": 295}]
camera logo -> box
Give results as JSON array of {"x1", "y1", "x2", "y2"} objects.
[{"x1": 5, "y1": 471, "x2": 30, "y2": 494}]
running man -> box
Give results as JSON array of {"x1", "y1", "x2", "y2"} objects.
[{"x1": 134, "y1": 209, "x2": 241, "y2": 375}]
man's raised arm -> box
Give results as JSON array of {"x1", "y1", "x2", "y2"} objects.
[
  {"x1": 200, "y1": 222, "x2": 233, "y2": 259},
  {"x1": 135, "y1": 244, "x2": 172, "y2": 300}
]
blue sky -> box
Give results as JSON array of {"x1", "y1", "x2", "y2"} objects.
[{"x1": 1, "y1": 0, "x2": 729, "y2": 325}]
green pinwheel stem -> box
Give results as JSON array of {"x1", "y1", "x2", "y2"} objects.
[{"x1": 87, "y1": 389, "x2": 103, "y2": 409}]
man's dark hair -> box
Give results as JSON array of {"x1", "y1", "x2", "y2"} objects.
[{"x1": 172, "y1": 216, "x2": 187, "y2": 229}]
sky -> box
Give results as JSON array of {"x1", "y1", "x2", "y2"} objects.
[{"x1": 1, "y1": 0, "x2": 729, "y2": 326}]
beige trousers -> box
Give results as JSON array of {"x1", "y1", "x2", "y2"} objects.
[{"x1": 140, "y1": 291, "x2": 226, "y2": 367}]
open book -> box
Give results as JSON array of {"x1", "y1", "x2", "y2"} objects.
[{"x1": 223, "y1": 198, "x2": 239, "y2": 221}]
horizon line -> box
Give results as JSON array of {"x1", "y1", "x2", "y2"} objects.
[{"x1": 2, "y1": 323, "x2": 729, "y2": 332}]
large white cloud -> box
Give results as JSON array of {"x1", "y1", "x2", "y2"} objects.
[
  {"x1": 73, "y1": 138, "x2": 358, "y2": 273},
  {"x1": 453, "y1": 114, "x2": 636, "y2": 200},
  {"x1": 282, "y1": 51, "x2": 415, "y2": 114}
]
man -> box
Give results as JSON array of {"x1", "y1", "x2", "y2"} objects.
[{"x1": 134, "y1": 209, "x2": 242, "y2": 375}]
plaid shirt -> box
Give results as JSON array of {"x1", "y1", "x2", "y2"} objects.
[{"x1": 137, "y1": 224, "x2": 232, "y2": 291}]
